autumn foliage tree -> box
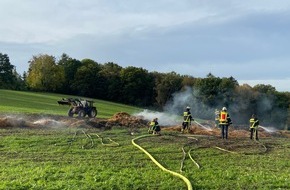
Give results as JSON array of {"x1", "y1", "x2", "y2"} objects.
[{"x1": 26, "y1": 54, "x2": 65, "y2": 92}]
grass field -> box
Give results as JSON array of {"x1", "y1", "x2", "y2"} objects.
[
  {"x1": 0, "y1": 90, "x2": 290, "y2": 189},
  {"x1": 0, "y1": 89, "x2": 141, "y2": 118}
]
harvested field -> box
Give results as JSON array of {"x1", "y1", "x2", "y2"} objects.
[
  {"x1": 2, "y1": 111, "x2": 288, "y2": 157},
  {"x1": 0, "y1": 112, "x2": 289, "y2": 140}
]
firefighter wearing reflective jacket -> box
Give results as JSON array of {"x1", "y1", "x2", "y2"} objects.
[
  {"x1": 148, "y1": 119, "x2": 155, "y2": 134},
  {"x1": 149, "y1": 118, "x2": 161, "y2": 135},
  {"x1": 249, "y1": 114, "x2": 259, "y2": 140},
  {"x1": 219, "y1": 107, "x2": 232, "y2": 139},
  {"x1": 182, "y1": 106, "x2": 193, "y2": 133}
]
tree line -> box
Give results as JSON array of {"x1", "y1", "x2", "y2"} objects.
[{"x1": 1, "y1": 53, "x2": 290, "y2": 129}]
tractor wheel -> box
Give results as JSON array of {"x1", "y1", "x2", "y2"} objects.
[
  {"x1": 68, "y1": 108, "x2": 74, "y2": 117},
  {"x1": 88, "y1": 109, "x2": 97, "y2": 118},
  {"x1": 78, "y1": 110, "x2": 86, "y2": 117}
]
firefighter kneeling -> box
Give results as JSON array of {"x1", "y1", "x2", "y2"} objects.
[{"x1": 149, "y1": 118, "x2": 161, "y2": 135}]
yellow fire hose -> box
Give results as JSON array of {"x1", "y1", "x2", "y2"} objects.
[
  {"x1": 180, "y1": 136, "x2": 200, "y2": 172},
  {"x1": 214, "y1": 146, "x2": 239, "y2": 154},
  {"x1": 132, "y1": 134, "x2": 193, "y2": 190},
  {"x1": 188, "y1": 148, "x2": 200, "y2": 169},
  {"x1": 91, "y1": 133, "x2": 120, "y2": 146}
]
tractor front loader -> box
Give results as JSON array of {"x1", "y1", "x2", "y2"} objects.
[{"x1": 57, "y1": 98, "x2": 97, "y2": 118}]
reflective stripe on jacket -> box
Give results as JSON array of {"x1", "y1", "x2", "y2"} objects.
[
  {"x1": 183, "y1": 111, "x2": 191, "y2": 122},
  {"x1": 250, "y1": 118, "x2": 259, "y2": 128},
  {"x1": 219, "y1": 111, "x2": 231, "y2": 125}
]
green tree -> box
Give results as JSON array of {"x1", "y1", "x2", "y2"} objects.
[
  {"x1": 253, "y1": 84, "x2": 276, "y2": 94},
  {"x1": 99, "y1": 62, "x2": 123, "y2": 101},
  {"x1": 71, "y1": 59, "x2": 103, "y2": 98},
  {"x1": 26, "y1": 54, "x2": 65, "y2": 91},
  {"x1": 120, "y1": 66, "x2": 154, "y2": 106},
  {"x1": 57, "y1": 53, "x2": 82, "y2": 94},
  {"x1": 230, "y1": 84, "x2": 258, "y2": 124},
  {"x1": 0, "y1": 53, "x2": 17, "y2": 89},
  {"x1": 155, "y1": 72, "x2": 183, "y2": 107},
  {"x1": 194, "y1": 73, "x2": 222, "y2": 107}
]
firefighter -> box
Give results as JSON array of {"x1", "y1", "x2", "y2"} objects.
[
  {"x1": 249, "y1": 114, "x2": 259, "y2": 140},
  {"x1": 148, "y1": 118, "x2": 155, "y2": 134},
  {"x1": 181, "y1": 106, "x2": 193, "y2": 133},
  {"x1": 152, "y1": 118, "x2": 161, "y2": 135},
  {"x1": 215, "y1": 109, "x2": 220, "y2": 127},
  {"x1": 219, "y1": 107, "x2": 232, "y2": 139}
]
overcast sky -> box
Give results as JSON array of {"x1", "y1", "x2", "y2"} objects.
[{"x1": 1, "y1": 0, "x2": 290, "y2": 92}]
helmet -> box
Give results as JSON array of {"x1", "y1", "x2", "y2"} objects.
[
  {"x1": 186, "y1": 106, "x2": 190, "y2": 110},
  {"x1": 222, "y1": 107, "x2": 227, "y2": 111}
]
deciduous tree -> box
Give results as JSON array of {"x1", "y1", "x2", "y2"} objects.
[{"x1": 26, "y1": 54, "x2": 65, "y2": 91}]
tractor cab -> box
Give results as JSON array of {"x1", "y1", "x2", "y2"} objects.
[{"x1": 57, "y1": 98, "x2": 97, "y2": 118}]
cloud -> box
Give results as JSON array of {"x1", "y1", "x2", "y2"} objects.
[{"x1": 1, "y1": 1, "x2": 290, "y2": 91}]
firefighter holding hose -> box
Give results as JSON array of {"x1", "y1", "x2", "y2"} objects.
[
  {"x1": 219, "y1": 107, "x2": 232, "y2": 139},
  {"x1": 249, "y1": 114, "x2": 259, "y2": 140},
  {"x1": 149, "y1": 118, "x2": 161, "y2": 135},
  {"x1": 181, "y1": 106, "x2": 194, "y2": 133}
]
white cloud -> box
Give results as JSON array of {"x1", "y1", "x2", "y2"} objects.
[{"x1": 1, "y1": 1, "x2": 290, "y2": 92}]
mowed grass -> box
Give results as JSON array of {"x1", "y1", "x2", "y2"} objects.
[
  {"x1": 0, "y1": 89, "x2": 142, "y2": 118},
  {"x1": 0, "y1": 128, "x2": 289, "y2": 190},
  {"x1": 0, "y1": 90, "x2": 290, "y2": 189}
]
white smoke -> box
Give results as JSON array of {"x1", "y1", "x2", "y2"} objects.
[
  {"x1": 134, "y1": 86, "x2": 215, "y2": 126},
  {"x1": 33, "y1": 118, "x2": 66, "y2": 128},
  {"x1": 133, "y1": 109, "x2": 180, "y2": 126},
  {"x1": 163, "y1": 86, "x2": 215, "y2": 120}
]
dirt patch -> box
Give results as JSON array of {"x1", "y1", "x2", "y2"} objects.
[
  {"x1": 0, "y1": 112, "x2": 148, "y2": 130},
  {"x1": 163, "y1": 123, "x2": 287, "y2": 138},
  {"x1": 0, "y1": 113, "x2": 288, "y2": 138}
]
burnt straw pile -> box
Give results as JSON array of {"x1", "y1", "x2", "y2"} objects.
[{"x1": 0, "y1": 113, "x2": 289, "y2": 138}]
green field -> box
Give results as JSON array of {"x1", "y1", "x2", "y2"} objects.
[
  {"x1": 0, "y1": 90, "x2": 289, "y2": 189},
  {"x1": 0, "y1": 89, "x2": 141, "y2": 118}
]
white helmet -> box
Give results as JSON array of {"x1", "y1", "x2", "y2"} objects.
[
  {"x1": 222, "y1": 107, "x2": 227, "y2": 111},
  {"x1": 186, "y1": 106, "x2": 190, "y2": 110}
]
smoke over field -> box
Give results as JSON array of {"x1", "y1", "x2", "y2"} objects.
[{"x1": 0, "y1": 112, "x2": 289, "y2": 138}]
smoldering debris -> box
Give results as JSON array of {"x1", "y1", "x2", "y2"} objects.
[
  {"x1": 0, "y1": 112, "x2": 149, "y2": 129},
  {"x1": 0, "y1": 113, "x2": 288, "y2": 138}
]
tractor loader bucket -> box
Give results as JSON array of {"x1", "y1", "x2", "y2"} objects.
[{"x1": 57, "y1": 99, "x2": 72, "y2": 106}]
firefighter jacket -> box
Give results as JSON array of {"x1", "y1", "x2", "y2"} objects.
[
  {"x1": 249, "y1": 117, "x2": 259, "y2": 128},
  {"x1": 183, "y1": 111, "x2": 192, "y2": 123},
  {"x1": 219, "y1": 111, "x2": 231, "y2": 125}
]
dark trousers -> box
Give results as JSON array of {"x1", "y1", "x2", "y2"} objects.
[
  {"x1": 221, "y1": 125, "x2": 228, "y2": 139},
  {"x1": 182, "y1": 122, "x2": 190, "y2": 130},
  {"x1": 250, "y1": 128, "x2": 259, "y2": 140}
]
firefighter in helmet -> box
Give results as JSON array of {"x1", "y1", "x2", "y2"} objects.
[
  {"x1": 219, "y1": 107, "x2": 232, "y2": 139},
  {"x1": 149, "y1": 118, "x2": 160, "y2": 135},
  {"x1": 152, "y1": 118, "x2": 161, "y2": 135},
  {"x1": 181, "y1": 106, "x2": 193, "y2": 133},
  {"x1": 249, "y1": 114, "x2": 259, "y2": 140},
  {"x1": 148, "y1": 119, "x2": 155, "y2": 134}
]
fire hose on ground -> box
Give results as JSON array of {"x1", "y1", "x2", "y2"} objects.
[{"x1": 132, "y1": 134, "x2": 193, "y2": 190}]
